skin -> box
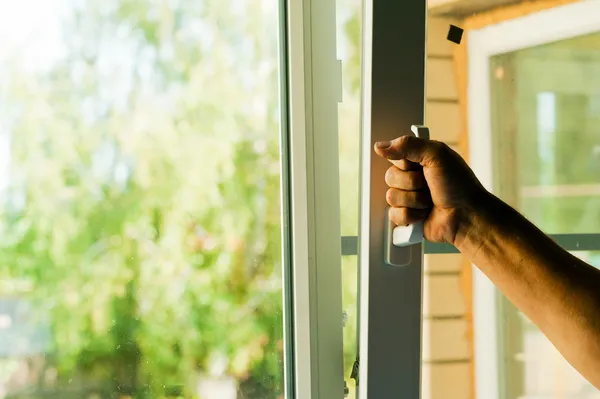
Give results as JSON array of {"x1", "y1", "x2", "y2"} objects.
[{"x1": 375, "y1": 135, "x2": 600, "y2": 389}]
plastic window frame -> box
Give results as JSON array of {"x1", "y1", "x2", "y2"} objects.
[{"x1": 281, "y1": 0, "x2": 344, "y2": 397}]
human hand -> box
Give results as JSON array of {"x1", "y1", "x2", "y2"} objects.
[{"x1": 374, "y1": 136, "x2": 489, "y2": 246}]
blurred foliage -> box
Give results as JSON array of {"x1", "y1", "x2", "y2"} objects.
[
  {"x1": 337, "y1": 2, "x2": 362, "y2": 398},
  {"x1": 0, "y1": 0, "x2": 284, "y2": 397}
]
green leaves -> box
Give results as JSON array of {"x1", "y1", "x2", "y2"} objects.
[{"x1": 0, "y1": 0, "x2": 285, "y2": 397}]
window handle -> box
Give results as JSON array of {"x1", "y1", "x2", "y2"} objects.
[
  {"x1": 384, "y1": 125, "x2": 429, "y2": 266},
  {"x1": 392, "y1": 125, "x2": 429, "y2": 247}
]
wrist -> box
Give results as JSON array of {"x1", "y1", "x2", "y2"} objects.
[{"x1": 453, "y1": 189, "x2": 500, "y2": 252}]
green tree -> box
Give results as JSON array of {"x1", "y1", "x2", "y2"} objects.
[{"x1": 0, "y1": 0, "x2": 283, "y2": 397}]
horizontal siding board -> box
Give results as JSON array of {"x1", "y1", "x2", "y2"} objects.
[
  {"x1": 423, "y1": 319, "x2": 470, "y2": 361},
  {"x1": 427, "y1": 58, "x2": 458, "y2": 100},
  {"x1": 426, "y1": 101, "x2": 461, "y2": 143},
  {"x1": 422, "y1": 362, "x2": 471, "y2": 399},
  {"x1": 423, "y1": 274, "x2": 465, "y2": 317},
  {"x1": 424, "y1": 254, "x2": 463, "y2": 273},
  {"x1": 427, "y1": 16, "x2": 459, "y2": 57}
]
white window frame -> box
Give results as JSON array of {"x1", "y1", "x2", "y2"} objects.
[
  {"x1": 283, "y1": 0, "x2": 345, "y2": 397},
  {"x1": 468, "y1": 1, "x2": 600, "y2": 398}
]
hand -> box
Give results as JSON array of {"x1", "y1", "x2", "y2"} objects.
[{"x1": 374, "y1": 135, "x2": 489, "y2": 246}]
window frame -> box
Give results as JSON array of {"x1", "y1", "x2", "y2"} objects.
[
  {"x1": 467, "y1": 1, "x2": 600, "y2": 397},
  {"x1": 357, "y1": 0, "x2": 427, "y2": 397},
  {"x1": 282, "y1": 0, "x2": 345, "y2": 397},
  {"x1": 284, "y1": 0, "x2": 431, "y2": 397}
]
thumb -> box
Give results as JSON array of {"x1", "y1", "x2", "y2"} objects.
[{"x1": 374, "y1": 135, "x2": 440, "y2": 167}]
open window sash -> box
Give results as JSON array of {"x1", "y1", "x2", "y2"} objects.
[{"x1": 357, "y1": 1, "x2": 427, "y2": 398}]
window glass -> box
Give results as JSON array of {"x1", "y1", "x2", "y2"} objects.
[
  {"x1": 0, "y1": 0, "x2": 285, "y2": 397},
  {"x1": 491, "y1": 32, "x2": 600, "y2": 234},
  {"x1": 341, "y1": 255, "x2": 359, "y2": 398},
  {"x1": 336, "y1": 0, "x2": 361, "y2": 397},
  {"x1": 337, "y1": 0, "x2": 361, "y2": 239}
]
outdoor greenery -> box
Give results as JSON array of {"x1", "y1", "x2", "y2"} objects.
[{"x1": 0, "y1": 0, "x2": 362, "y2": 398}]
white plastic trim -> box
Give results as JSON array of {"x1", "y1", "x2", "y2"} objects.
[{"x1": 286, "y1": 0, "x2": 344, "y2": 397}]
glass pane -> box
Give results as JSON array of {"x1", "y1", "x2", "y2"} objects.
[
  {"x1": 336, "y1": 0, "x2": 361, "y2": 398},
  {"x1": 342, "y1": 256, "x2": 359, "y2": 398},
  {"x1": 0, "y1": 0, "x2": 285, "y2": 398},
  {"x1": 337, "y1": 0, "x2": 361, "y2": 239},
  {"x1": 489, "y1": 21, "x2": 600, "y2": 399},
  {"x1": 491, "y1": 33, "x2": 600, "y2": 234}
]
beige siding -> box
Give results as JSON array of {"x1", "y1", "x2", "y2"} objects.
[
  {"x1": 423, "y1": 14, "x2": 471, "y2": 399},
  {"x1": 423, "y1": 274, "x2": 465, "y2": 317},
  {"x1": 424, "y1": 253, "x2": 463, "y2": 273},
  {"x1": 423, "y1": 318, "x2": 470, "y2": 361},
  {"x1": 423, "y1": 362, "x2": 471, "y2": 399},
  {"x1": 426, "y1": 102, "x2": 461, "y2": 143},
  {"x1": 427, "y1": 58, "x2": 458, "y2": 100},
  {"x1": 427, "y1": 16, "x2": 458, "y2": 56}
]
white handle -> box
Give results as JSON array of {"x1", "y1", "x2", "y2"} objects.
[{"x1": 392, "y1": 125, "x2": 429, "y2": 247}]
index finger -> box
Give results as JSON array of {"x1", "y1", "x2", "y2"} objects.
[
  {"x1": 374, "y1": 135, "x2": 442, "y2": 167},
  {"x1": 393, "y1": 159, "x2": 421, "y2": 171}
]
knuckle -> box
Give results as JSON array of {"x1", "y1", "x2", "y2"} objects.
[
  {"x1": 390, "y1": 206, "x2": 426, "y2": 226},
  {"x1": 392, "y1": 135, "x2": 413, "y2": 152},
  {"x1": 406, "y1": 172, "x2": 419, "y2": 189},
  {"x1": 407, "y1": 190, "x2": 419, "y2": 204},
  {"x1": 407, "y1": 171, "x2": 425, "y2": 190},
  {"x1": 396, "y1": 135, "x2": 412, "y2": 147},
  {"x1": 409, "y1": 191, "x2": 426, "y2": 208},
  {"x1": 430, "y1": 140, "x2": 451, "y2": 160}
]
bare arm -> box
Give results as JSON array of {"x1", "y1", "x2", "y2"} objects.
[
  {"x1": 375, "y1": 135, "x2": 600, "y2": 389},
  {"x1": 459, "y1": 191, "x2": 600, "y2": 388}
]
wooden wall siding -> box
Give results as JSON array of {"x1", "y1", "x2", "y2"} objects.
[
  {"x1": 427, "y1": 102, "x2": 461, "y2": 143},
  {"x1": 426, "y1": 17, "x2": 461, "y2": 144},
  {"x1": 427, "y1": 16, "x2": 458, "y2": 57},
  {"x1": 424, "y1": 253, "x2": 463, "y2": 273},
  {"x1": 423, "y1": 363, "x2": 471, "y2": 399},
  {"x1": 423, "y1": 318, "x2": 470, "y2": 361},
  {"x1": 422, "y1": 14, "x2": 471, "y2": 399},
  {"x1": 424, "y1": 275, "x2": 466, "y2": 316},
  {"x1": 427, "y1": 59, "x2": 459, "y2": 101}
]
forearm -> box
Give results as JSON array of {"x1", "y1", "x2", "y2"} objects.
[{"x1": 456, "y1": 193, "x2": 600, "y2": 388}]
